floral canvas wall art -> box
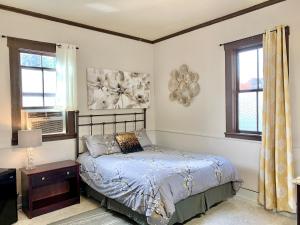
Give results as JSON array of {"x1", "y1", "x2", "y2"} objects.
[{"x1": 87, "y1": 68, "x2": 150, "y2": 109}]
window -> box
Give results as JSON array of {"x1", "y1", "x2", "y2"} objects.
[
  {"x1": 20, "y1": 52, "x2": 56, "y2": 108},
  {"x1": 224, "y1": 29, "x2": 289, "y2": 141},
  {"x1": 224, "y1": 34, "x2": 263, "y2": 141},
  {"x1": 237, "y1": 47, "x2": 263, "y2": 133},
  {"x1": 7, "y1": 37, "x2": 76, "y2": 145}
]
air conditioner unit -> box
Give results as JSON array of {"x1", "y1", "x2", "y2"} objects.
[{"x1": 22, "y1": 111, "x2": 66, "y2": 135}]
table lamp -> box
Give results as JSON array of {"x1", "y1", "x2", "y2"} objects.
[{"x1": 18, "y1": 129, "x2": 42, "y2": 170}]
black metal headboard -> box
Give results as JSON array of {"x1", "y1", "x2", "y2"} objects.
[{"x1": 75, "y1": 109, "x2": 146, "y2": 158}]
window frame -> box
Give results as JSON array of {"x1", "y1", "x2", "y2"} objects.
[
  {"x1": 224, "y1": 34, "x2": 263, "y2": 141},
  {"x1": 224, "y1": 28, "x2": 289, "y2": 141},
  {"x1": 7, "y1": 37, "x2": 76, "y2": 145}
]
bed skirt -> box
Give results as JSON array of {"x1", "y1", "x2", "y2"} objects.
[{"x1": 82, "y1": 181, "x2": 236, "y2": 225}]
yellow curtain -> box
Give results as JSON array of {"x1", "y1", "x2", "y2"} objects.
[{"x1": 259, "y1": 26, "x2": 296, "y2": 213}]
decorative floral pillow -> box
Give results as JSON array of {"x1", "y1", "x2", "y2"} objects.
[
  {"x1": 115, "y1": 132, "x2": 143, "y2": 154},
  {"x1": 135, "y1": 129, "x2": 153, "y2": 148},
  {"x1": 85, "y1": 134, "x2": 121, "y2": 158}
]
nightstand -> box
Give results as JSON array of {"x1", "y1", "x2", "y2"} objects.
[{"x1": 21, "y1": 160, "x2": 80, "y2": 218}]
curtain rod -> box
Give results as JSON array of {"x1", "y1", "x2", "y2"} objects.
[
  {"x1": 1, "y1": 34, "x2": 79, "y2": 49},
  {"x1": 219, "y1": 26, "x2": 290, "y2": 47},
  {"x1": 56, "y1": 44, "x2": 79, "y2": 50}
]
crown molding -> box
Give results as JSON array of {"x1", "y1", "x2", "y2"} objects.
[
  {"x1": 0, "y1": 0, "x2": 287, "y2": 44},
  {"x1": 152, "y1": 0, "x2": 287, "y2": 43},
  {"x1": 0, "y1": 4, "x2": 153, "y2": 44}
]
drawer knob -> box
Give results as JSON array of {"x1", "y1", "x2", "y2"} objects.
[
  {"x1": 66, "y1": 171, "x2": 70, "y2": 175},
  {"x1": 41, "y1": 177, "x2": 45, "y2": 181}
]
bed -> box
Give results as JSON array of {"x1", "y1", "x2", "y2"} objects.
[{"x1": 75, "y1": 109, "x2": 242, "y2": 225}]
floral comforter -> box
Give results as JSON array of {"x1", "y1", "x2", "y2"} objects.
[{"x1": 78, "y1": 147, "x2": 242, "y2": 225}]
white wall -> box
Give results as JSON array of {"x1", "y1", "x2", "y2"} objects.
[
  {"x1": 1, "y1": 0, "x2": 299, "y2": 197},
  {"x1": 0, "y1": 9, "x2": 155, "y2": 191},
  {"x1": 153, "y1": 0, "x2": 300, "y2": 192}
]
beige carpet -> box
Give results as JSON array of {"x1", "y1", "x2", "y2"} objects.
[
  {"x1": 47, "y1": 197, "x2": 296, "y2": 225},
  {"x1": 185, "y1": 198, "x2": 296, "y2": 225}
]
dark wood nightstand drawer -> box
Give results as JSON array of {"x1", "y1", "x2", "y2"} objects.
[
  {"x1": 31, "y1": 166, "x2": 77, "y2": 188},
  {"x1": 21, "y1": 160, "x2": 80, "y2": 218}
]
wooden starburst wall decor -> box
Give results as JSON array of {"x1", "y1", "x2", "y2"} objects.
[{"x1": 168, "y1": 64, "x2": 200, "y2": 106}]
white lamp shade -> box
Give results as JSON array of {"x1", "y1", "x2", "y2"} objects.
[{"x1": 18, "y1": 129, "x2": 42, "y2": 148}]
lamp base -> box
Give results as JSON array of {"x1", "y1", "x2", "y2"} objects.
[
  {"x1": 26, "y1": 165, "x2": 35, "y2": 171},
  {"x1": 26, "y1": 147, "x2": 35, "y2": 170}
]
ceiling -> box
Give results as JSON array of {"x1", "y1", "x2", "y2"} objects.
[{"x1": 0, "y1": 0, "x2": 272, "y2": 41}]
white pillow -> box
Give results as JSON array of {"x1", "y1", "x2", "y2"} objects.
[
  {"x1": 85, "y1": 134, "x2": 121, "y2": 158},
  {"x1": 135, "y1": 129, "x2": 153, "y2": 148}
]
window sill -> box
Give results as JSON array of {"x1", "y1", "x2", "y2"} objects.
[
  {"x1": 42, "y1": 133, "x2": 77, "y2": 142},
  {"x1": 225, "y1": 132, "x2": 261, "y2": 141},
  {"x1": 11, "y1": 133, "x2": 77, "y2": 145}
]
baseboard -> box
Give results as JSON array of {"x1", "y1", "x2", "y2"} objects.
[{"x1": 236, "y1": 187, "x2": 258, "y2": 204}]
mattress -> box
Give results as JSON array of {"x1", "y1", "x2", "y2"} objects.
[{"x1": 77, "y1": 147, "x2": 242, "y2": 225}]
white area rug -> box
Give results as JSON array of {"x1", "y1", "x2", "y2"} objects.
[{"x1": 48, "y1": 209, "x2": 133, "y2": 225}]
